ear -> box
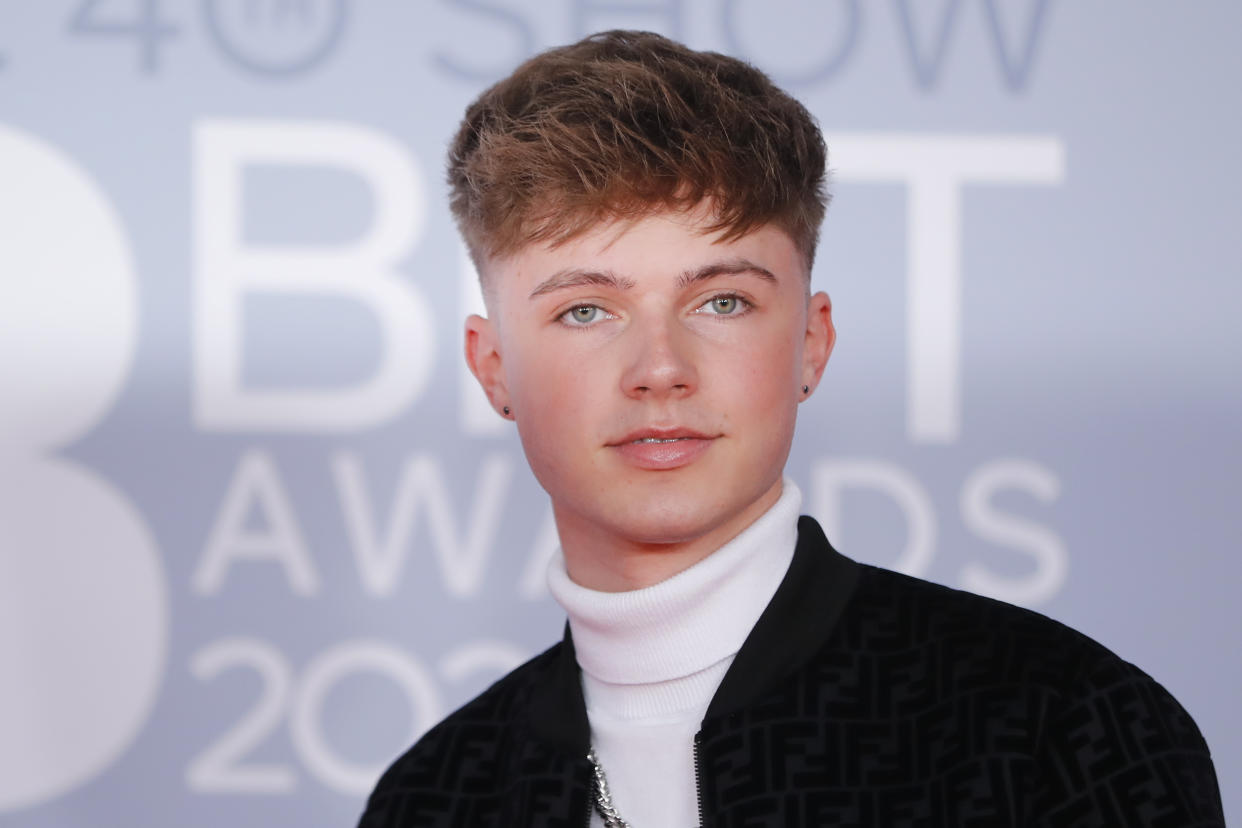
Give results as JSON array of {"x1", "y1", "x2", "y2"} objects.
[
  {"x1": 800, "y1": 291, "x2": 835, "y2": 395},
  {"x1": 464, "y1": 314, "x2": 511, "y2": 417}
]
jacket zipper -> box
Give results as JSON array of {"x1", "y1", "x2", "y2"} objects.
[
  {"x1": 694, "y1": 732, "x2": 705, "y2": 827},
  {"x1": 580, "y1": 741, "x2": 706, "y2": 826},
  {"x1": 582, "y1": 756, "x2": 595, "y2": 828}
]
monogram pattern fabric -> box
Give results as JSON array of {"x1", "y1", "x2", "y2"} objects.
[
  {"x1": 694, "y1": 565, "x2": 1223, "y2": 826},
  {"x1": 359, "y1": 651, "x2": 593, "y2": 827},
  {"x1": 359, "y1": 519, "x2": 1224, "y2": 827}
]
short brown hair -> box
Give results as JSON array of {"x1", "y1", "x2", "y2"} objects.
[{"x1": 447, "y1": 30, "x2": 829, "y2": 273}]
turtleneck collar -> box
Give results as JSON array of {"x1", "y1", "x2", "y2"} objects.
[{"x1": 546, "y1": 479, "x2": 801, "y2": 686}]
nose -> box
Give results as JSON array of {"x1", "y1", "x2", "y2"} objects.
[{"x1": 620, "y1": 314, "x2": 698, "y2": 399}]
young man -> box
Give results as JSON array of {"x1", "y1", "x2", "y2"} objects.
[{"x1": 359, "y1": 31, "x2": 1223, "y2": 827}]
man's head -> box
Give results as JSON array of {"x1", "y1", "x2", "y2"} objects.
[
  {"x1": 447, "y1": 29, "x2": 829, "y2": 282},
  {"x1": 454, "y1": 32, "x2": 835, "y2": 589}
]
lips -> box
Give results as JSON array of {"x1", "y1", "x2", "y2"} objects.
[{"x1": 608, "y1": 427, "x2": 718, "y2": 470}]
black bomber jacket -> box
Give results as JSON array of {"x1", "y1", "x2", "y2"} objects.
[{"x1": 359, "y1": 517, "x2": 1224, "y2": 827}]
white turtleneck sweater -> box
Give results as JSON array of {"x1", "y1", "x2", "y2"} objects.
[{"x1": 546, "y1": 480, "x2": 801, "y2": 828}]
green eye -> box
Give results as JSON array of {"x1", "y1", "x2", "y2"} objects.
[
  {"x1": 696, "y1": 293, "x2": 749, "y2": 317},
  {"x1": 565, "y1": 305, "x2": 600, "y2": 324}
]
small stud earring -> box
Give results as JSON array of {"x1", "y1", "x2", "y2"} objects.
[
  {"x1": 503, "y1": 406, "x2": 511, "y2": 416},
  {"x1": 802, "y1": 385, "x2": 809, "y2": 394}
]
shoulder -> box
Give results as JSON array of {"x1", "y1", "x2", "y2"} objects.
[
  {"x1": 844, "y1": 563, "x2": 1115, "y2": 685},
  {"x1": 842, "y1": 562, "x2": 1202, "y2": 712},
  {"x1": 357, "y1": 641, "x2": 563, "y2": 825},
  {"x1": 836, "y1": 565, "x2": 1225, "y2": 822}
]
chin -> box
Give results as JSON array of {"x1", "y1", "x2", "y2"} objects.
[
  {"x1": 535, "y1": 444, "x2": 787, "y2": 549},
  {"x1": 592, "y1": 482, "x2": 756, "y2": 546},
  {"x1": 599, "y1": 509, "x2": 722, "y2": 547}
]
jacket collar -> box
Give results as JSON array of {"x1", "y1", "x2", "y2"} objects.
[{"x1": 529, "y1": 515, "x2": 861, "y2": 753}]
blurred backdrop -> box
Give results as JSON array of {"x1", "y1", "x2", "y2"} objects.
[{"x1": 1, "y1": 1, "x2": 1239, "y2": 825}]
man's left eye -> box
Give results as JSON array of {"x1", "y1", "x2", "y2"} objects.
[
  {"x1": 699, "y1": 295, "x2": 747, "y2": 315},
  {"x1": 567, "y1": 305, "x2": 601, "y2": 324}
]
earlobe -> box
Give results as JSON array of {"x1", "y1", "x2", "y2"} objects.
[
  {"x1": 800, "y1": 291, "x2": 835, "y2": 396},
  {"x1": 464, "y1": 314, "x2": 511, "y2": 417}
]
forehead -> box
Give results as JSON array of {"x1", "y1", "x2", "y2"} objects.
[{"x1": 481, "y1": 209, "x2": 804, "y2": 303}]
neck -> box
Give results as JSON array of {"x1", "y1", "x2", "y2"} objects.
[
  {"x1": 547, "y1": 478, "x2": 802, "y2": 686},
  {"x1": 555, "y1": 478, "x2": 784, "y2": 592}
]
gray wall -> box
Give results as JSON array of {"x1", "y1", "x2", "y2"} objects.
[{"x1": 1, "y1": 1, "x2": 1237, "y2": 825}]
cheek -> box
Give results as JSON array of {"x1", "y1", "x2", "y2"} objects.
[
  {"x1": 511, "y1": 344, "x2": 598, "y2": 413},
  {"x1": 507, "y1": 344, "x2": 609, "y2": 471},
  {"x1": 720, "y1": 331, "x2": 801, "y2": 411},
  {"x1": 734, "y1": 346, "x2": 801, "y2": 466}
]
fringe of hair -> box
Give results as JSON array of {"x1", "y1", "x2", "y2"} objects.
[{"x1": 448, "y1": 30, "x2": 829, "y2": 271}]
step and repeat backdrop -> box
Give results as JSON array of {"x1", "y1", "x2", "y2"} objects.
[{"x1": 2, "y1": 1, "x2": 1238, "y2": 825}]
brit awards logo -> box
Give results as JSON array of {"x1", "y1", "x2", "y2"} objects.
[{"x1": 0, "y1": 125, "x2": 169, "y2": 812}]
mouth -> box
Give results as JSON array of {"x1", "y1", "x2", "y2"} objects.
[
  {"x1": 610, "y1": 427, "x2": 716, "y2": 446},
  {"x1": 608, "y1": 428, "x2": 719, "y2": 470}
]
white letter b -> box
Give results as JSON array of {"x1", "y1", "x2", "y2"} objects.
[{"x1": 193, "y1": 120, "x2": 433, "y2": 432}]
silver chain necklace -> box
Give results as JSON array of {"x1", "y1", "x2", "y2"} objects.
[{"x1": 587, "y1": 747, "x2": 633, "y2": 828}]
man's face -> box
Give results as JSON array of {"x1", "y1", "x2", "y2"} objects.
[{"x1": 466, "y1": 207, "x2": 834, "y2": 586}]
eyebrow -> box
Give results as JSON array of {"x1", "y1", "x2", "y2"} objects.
[
  {"x1": 677, "y1": 258, "x2": 777, "y2": 288},
  {"x1": 528, "y1": 258, "x2": 777, "y2": 299},
  {"x1": 528, "y1": 269, "x2": 637, "y2": 298}
]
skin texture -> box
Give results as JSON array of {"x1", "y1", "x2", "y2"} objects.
[{"x1": 465, "y1": 206, "x2": 835, "y2": 591}]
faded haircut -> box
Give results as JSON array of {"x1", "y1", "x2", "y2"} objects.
[{"x1": 447, "y1": 30, "x2": 829, "y2": 276}]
